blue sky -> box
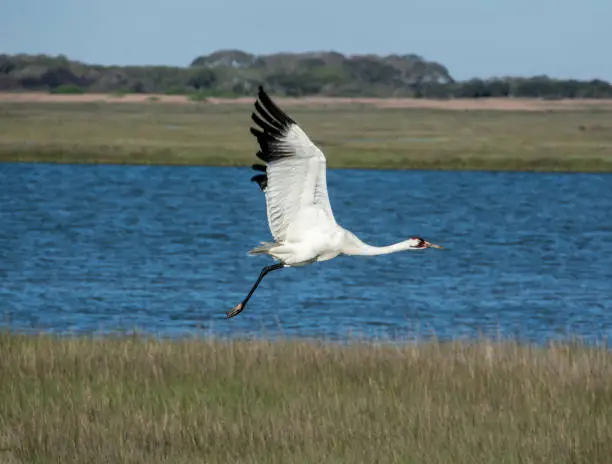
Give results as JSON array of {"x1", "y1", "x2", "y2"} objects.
[{"x1": 1, "y1": 0, "x2": 609, "y2": 81}]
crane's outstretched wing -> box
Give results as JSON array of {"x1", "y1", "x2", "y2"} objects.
[{"x1": 249, "y1": 86, "x2": 336, "y2": 242}]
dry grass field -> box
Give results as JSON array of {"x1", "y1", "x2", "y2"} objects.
[{"x1": 1, "y1": 94, "x2": 612, "y2": 171}]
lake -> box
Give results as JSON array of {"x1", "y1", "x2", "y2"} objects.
[{"x1": 1, "y1": 163, "x2": 611, "y2": 344}]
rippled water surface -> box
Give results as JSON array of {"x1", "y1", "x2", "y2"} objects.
[{"x1": 1, "y1": 163, "x2": 611, "y2": 343}]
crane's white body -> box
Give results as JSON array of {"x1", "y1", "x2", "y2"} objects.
[
  {"x1": 226, "y1": 87, "x2": 442, "y2": 318},
  {"x1": 247, "y1": 89, "x2": 433, "y2": 267},
  {"x1": 249, "y1": 122, "x2": 341, "y2": 266}
]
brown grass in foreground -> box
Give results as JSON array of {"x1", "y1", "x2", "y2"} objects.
[{"x1": 0, "y1": 333, "x2": 611, "y2": 463}]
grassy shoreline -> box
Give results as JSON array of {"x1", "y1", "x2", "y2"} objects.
[
  {"x1": 2, "y1": 101, "x2": 612, "y2": 172},
  {"x1": 1, "y1": 332, "x2": 611, "y2": 463},
  {"x1": 4, "y1": 151, "x2": 612, "y2": 173}
]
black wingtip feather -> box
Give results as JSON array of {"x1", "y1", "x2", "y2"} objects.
[
  {"x1": 251, "y1": 174, "x2": 267, "y2": 191},
  {"x1": 254, "y1": 101, "x2": 284, "y2": 132},
  {"x1": 251, "y1": 112, "x2": 283, "y2": 138},
  {"x1": 248, "y1": 86, "x2": 298, "y2": 191},
  {"x1": 249, "y1": 127, "x2": 264, "y2": 140},
  {"x1": 257, "y1": 87, "x2": 295, "y2": 126}
]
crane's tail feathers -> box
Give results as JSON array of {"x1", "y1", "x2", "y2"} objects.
[{"x1": 247, "y1": 242, "x2": 279, "y2": 256}]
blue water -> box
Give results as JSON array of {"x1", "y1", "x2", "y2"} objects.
[{"x1": 1, "y1": 163, "x2": 611, "y2": 344}]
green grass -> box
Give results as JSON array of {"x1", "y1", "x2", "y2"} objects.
[
  {"x1": 1, "y1": 101, "x2": 612, "y2": 171},
  {"x1": 0, "y1": 333, "x2": 611, "y2": 463}
]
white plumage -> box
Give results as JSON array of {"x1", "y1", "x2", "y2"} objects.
[{"x1": 227, "y1": 86, "x2": 444, "y2": 318}]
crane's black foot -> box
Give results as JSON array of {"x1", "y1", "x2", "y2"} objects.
[{"x1": 226, "y1": 303, "x2": 245, "y2": 319}]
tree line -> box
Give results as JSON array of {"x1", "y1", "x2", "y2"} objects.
[{"x1": 1, "y1": 50, "x2": 611, "y2": 99}]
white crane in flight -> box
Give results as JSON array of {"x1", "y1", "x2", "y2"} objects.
[{"x1": 227, "y1": 86, "x2": 444, "y2": 318}]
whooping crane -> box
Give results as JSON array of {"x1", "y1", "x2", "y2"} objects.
[{"x1": 227, "y1": 86, "x2": 444, "y2": 318}]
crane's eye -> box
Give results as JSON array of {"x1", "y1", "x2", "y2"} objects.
[{"x1": 409, "y1": 236, "x2": 427, "y2": 248}]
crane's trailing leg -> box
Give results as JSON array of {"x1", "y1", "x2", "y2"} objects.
[{"x1": 226, "y1": 263, "x2": 285, "y2": 318}]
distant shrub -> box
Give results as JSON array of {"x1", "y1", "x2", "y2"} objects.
[
  {"x1": 50, "y1": 84, "x2": 84, "y2": 95},
  {"x1": 5, "y1": 51, "x2": 610, "y2": 99},
  {"x1": 188, "y1": 92, "x2": 209, "y2": 102},
  {"x1": 164, "y1": 87, "x2": 188, "y2": 95}
]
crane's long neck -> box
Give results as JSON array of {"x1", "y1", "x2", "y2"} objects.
[{"x1": 340, "y1": 230, "x2": 417, "y2": 256}]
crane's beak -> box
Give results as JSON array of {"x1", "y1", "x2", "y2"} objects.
[{"x1": 425, "y1": 241, "x2": 444, "y2": 249}]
